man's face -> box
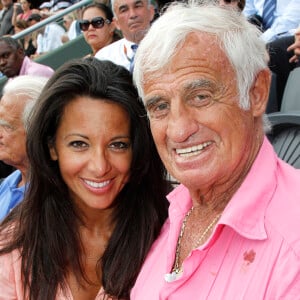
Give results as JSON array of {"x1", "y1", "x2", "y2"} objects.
[
  {"x1": 143, "y1": 32, "x2": 266, "y2": 194},
  {"x1": 0, "y1": 42, "x2": 24, "y2": 78},
  {"x1": 0, "y1": 94, "x2": 27, "y2": 169},
  {"x1": 1, "y1": 0, "x2": 13, "y2": 8},
  {"x1": 113, "y1": 0, "x2": 154, "y2": 43}
]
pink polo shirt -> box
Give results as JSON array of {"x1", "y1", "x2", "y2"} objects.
[
  {"x1": 131, "y1": 137, "x2": 300, "y2": 299},
  {"x1": 19, "y1": 56, "x2": 54, "y2": 78}
]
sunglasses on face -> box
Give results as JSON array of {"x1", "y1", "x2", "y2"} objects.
[{"x1": 79, "y1": 17, "x2": 111, "y2": 31}]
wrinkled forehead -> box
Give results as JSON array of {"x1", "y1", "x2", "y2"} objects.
[{"x1": 145, "y1": 32, "x2": 232, "y2": 83}]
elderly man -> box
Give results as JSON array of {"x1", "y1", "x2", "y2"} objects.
[
  {"x1": 95, "y1": 0, "x2": 154, "y2": 72},
  {"x1": 0, "y1": 36, "x2": 54, "y2": 79},
  {"x1": 0, "y1": 75, "x2": 48, "y2": 221},
  {"x1": 131, "y1": 2, "x2": 300, "y2": 299}
]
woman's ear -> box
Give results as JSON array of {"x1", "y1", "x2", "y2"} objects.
[
  {"x1": 249, "y1": 68, "x2": 271, "y2": 117},
  {"x1": 49, "y1": 142, "x2": 58, "y2": 161}
]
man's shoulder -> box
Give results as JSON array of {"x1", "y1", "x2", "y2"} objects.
[
  {"x1": 95, "y1": 38, "x2": 125, "y2": 58},
  {"x1": 21, "y1": 57, "x2": 54, "y2": 78},
  {"x1": 0, "y1": 170, "x2": 21, "y2": 190}
]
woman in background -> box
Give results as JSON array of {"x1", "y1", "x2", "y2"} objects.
[
  {"x1": 80, "y1": 3, "x2": 120, "y2": 57},
  {"x1": 14, "y1": 19, "x2": 37, "y2": 56}
]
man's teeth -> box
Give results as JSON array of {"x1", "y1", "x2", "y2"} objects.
[
  {"x1": 84, "y1": 180, "x2": 110, "y2": 188},
  {"x1": 176, "y1": 142, "x2": 212, "y2": 157}
]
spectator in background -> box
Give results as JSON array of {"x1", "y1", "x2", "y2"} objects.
[
  {"x1": 95, "y1": 0, "x2": 155, "y2": 71},
  {"x1": 0, "y1": 0, "x2": 22, "y2": 36},
  {"x1": 80, "y1": 2, "x2": 120, "y2": 56},
  {"x1": 11, "y1": 0, "x2": 33, "y2": 27},
  {"x1": 287, "y1": 26, "x2": 300, "y2": 64},
  {"x1": 49, "y1": 0, "x2": 76, "y2": 12},
  {"x1": 38, "y1": 1, "x2": 52, "y2": 18},
  {"x1": 27, "y1": 10, "x2": 41, "y2": 25},
  {"x1": 219, "y1": 0, "x2": 245, "y2": 11},
  {"x1": 243, "y1": 0, "x2": 300, "y2": 43},
  {"x1": 14, "y1": 19, "x2": 37, "y2": 56},
  {"x1": 0, "y1": 36, "x2": 54, "y2": 78},
  {"x1": 61, "y1": 12, "x2": 80, "y2": 43},
  {"x1": 0, "y1": 75, "x2": 48, "y2": 221},
  {"x1": 28, "y1": 12, "x2": 65, "y2": 57}
]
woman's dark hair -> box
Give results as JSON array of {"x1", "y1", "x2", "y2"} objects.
[
  {"x1": 83, "y1": 2, "x2": 114, "y2": 22},
  {"x1": 0, "y1": 58, "x2": 170, "y2": 299}
]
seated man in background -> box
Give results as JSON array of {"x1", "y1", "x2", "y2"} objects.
[
  {"x1": 131, "y1": 2, "x2": 300, "y2": 299},
  {"x1": 95, "y1": 0, "x2": 155, "y2": 72},
  {"x1": 0, "y1": 36, "x2": 54, "y2": 79},
  {"x1": 0, "y1": 75, "x2": 48, "y2": 221}
]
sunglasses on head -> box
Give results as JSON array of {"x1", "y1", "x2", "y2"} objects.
[{"x1": 79, "y1": 17, "x2": 111, "y2": 31}]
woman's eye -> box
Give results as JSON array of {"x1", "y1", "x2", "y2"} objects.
[
  {"x1": 109, "y1": 141, "x2": 131, "y2": 150},
  {"x1": 69, "y1": 141, "x2": 88, "y2": 149}
]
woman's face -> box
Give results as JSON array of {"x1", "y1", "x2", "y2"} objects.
[
  {"x1": 49, "y1": 96, "x2": 132, "y2": 212},
  {"x1": 82, "y1": 7, "x2": 115, "y2": 54},
  {"x1": 20, "y1": 0, "x2": 30, "y2": 11}
]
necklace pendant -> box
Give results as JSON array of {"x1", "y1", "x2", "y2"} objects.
[{"x1": 164, "y1": 268, "x2": 183, "y2": 282}]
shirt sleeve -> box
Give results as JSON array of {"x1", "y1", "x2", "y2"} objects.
[
  {"x1": 243, "y1": 0, "x2": 260, "y2": 17},
  {"x1": 261, "y1": 0, "x2": 300, "y2": 42}
]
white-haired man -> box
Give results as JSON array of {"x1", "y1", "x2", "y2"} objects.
[
  {"x1": 0, "y1": 75, "x2": 48, "y2": 221},
  {"x1": 131, "y1": 2, "x2": 300, "y2": 299}
]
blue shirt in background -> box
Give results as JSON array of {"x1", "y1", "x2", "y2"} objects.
[{"x1": 0, "y1": 170, "x2": 25, "y2": 221}]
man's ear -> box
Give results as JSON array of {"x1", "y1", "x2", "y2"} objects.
[
  {"x1": 17, "y1": 47, "x2": 24, "y2": 56},
  {"x1": 149, "y1": 4, "x2": 155, "y2": 22},
  {"x1": 249, "y1": 69, "x2": 271, "y2": 117},
  {"x1": 112, "y1": 17, "x2": 121, "y2": 31}
]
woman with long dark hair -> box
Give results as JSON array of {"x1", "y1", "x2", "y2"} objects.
[{"x1": 0, "y1": 58, "x2": 170, "y2": 299}]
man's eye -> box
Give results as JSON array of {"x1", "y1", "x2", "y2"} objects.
[
  {"x1": 148, "y1": 102, "x2": 170, "y2": 119},
  {"x1": 119, "y1": 7, "x2": 127, "y2": 13},
  {"x1": 193, "y1": 93, "x2": 214, "y2": 107},
  {"x1": 1, "y1": 53, "x2": 10, "y2": 59}
]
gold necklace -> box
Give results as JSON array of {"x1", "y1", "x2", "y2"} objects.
[{"x1": 172, "y1": 207, "x2": 221, "y2": 275}]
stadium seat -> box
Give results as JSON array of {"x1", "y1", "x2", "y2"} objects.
[{"x1": 267, "y1": 112, "x2": 300, "y2": 168}]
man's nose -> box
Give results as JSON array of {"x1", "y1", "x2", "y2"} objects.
[
  {"x1": 166, "y1": 104, "x2": 198, "y2": 143},
  {"x1": 128, "y1": 8, "x2": 138, "y2": 18}
]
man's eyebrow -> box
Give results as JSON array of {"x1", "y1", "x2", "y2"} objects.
[
  {"x1": 144, "y1": 95, "x2": 162, "y2": 110},
  {"x1": 0, "y1": 119, "x2": 12, "y2": 127},
  {"x1": 183, "y1": 79, "x2": 215, "y2": 91},
  {"x1": 118, "y1": 3, "x2": 128, "y2": 10}
]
